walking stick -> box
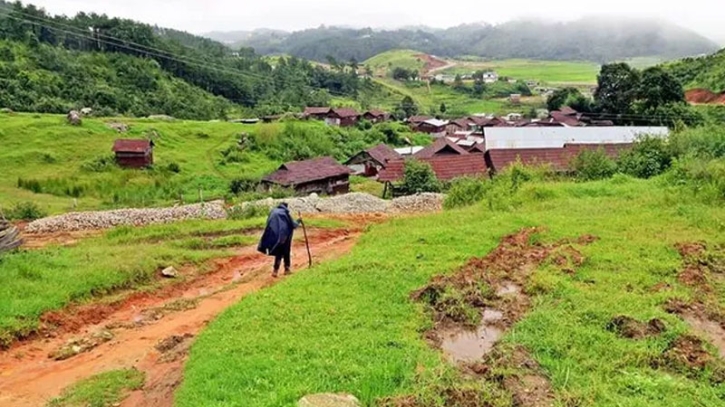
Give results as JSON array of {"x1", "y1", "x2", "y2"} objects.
[{"x1": 298, "y1": 212, "x2": 312, "y2": 267}]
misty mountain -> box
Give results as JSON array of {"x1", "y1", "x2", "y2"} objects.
[{"x1": 205, "y1": 18, "x2": 719, "y2": 63}]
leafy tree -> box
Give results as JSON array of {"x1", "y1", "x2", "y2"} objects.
[
  {"x1": 400, "y1": 160, "x2": 440, "y2": 194},
  {"x1": 453, "y1": 74, "x2": 465, "y2": 90},
  {"x1": 617, "y1": 136, "x2": 674, "y2": 178},
  {"x1": 547, "y1": 87, "x2": 580, "y2": 111},
  {"x1": 439, "y1": 102, "x2": 447, "y2": 114},
  {"x1": 637, "y1": 67, "x2": 685, "y2": 110},
  {"x1": 594, "y1": 63, "x2": 641, "y2": 114},
  {"x1": 397, "y1": 96, "x2": 419, "y2": 118},
  {"x1": 392, "y1": 67, "x2": 413, "y2": 81},
  {"x1": 572, "y1": 149, "x2": 617, "y2": 180}
]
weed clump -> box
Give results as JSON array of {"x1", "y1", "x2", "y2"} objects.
[{"x1": 5, "y1": 201, "x2": 47, "y2": 220}]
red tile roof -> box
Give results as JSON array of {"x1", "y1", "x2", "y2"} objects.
[
  {"x1": 263, "y1": 156, "x2": 352, "y2": 186},
  {"x1": 378, "y1": 154, "x2": 487, "y2": 182},
  {"x1": 365, "y1": 143, "x2": 400, "y2": 164},
  {"x1": 112, "y1": 139, "x2": 153, "y2": 153},
  {"x1": 450, "y1": 118, "x2": 472, "y2": 129},
  {"x1": 304, "y1": 107, "x2": 331, "y2": 116},
  {"x1": 414, "y1": 137, "x2": 470, "y2": 159},
  {"x1": 329, "y1": 108, "x2": 360, "y2": 118},
  {"x1": 364, "y1": 109, "x2": 388, "y2": 118},
  {"x1": 485, "y1": 148, "x2": 575, "y2": 172},
  {"x1": 550, "y1": 111, "x2": 584, "y2": 127}
]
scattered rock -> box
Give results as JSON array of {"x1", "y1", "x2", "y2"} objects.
[
  {"x1": 66, "y1": 110, "x2": 82, "y2": 126},
  {"x1": 107, "y1": 122, "x2": 129, "y2": 132},
  {"x1": 26, "y1": 201, "x2": 226, "y2": 233},
  {"x1": 298, "y1": 394, "x2": 361, "y2": 407},
  {"x1": 161, "y1": 267, "x2": 178, "y2": 278},
  {"x1": 155, "y1": 334, "x2": 194, "y2": 353},
  {"x1": 49, "y1": 330, "x2": 114, "y2": 360},
  {"x1": 147, "y1": 114, "x2": 175, "y2": 121}
]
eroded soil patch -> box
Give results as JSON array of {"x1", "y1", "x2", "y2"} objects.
[
  {"x1": 388, "y1": 228, "x2": 595, "y2": 407},
  {"x1": 606, "y1": 315, "x2": 666, "y2": 339}
]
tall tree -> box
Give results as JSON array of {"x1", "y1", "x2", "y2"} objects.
[
  {"x1": 594, "y1": 63, "x2": 640, "y2": 114},
  {"x1": 637, "y1": 67, "x2": 685, "y2": 110},
  {"x1": 398, "y1": 96, "x2": 418, "y2": 118}
]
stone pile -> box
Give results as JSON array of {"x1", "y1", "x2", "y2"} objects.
[
  {"x1": 25, "y1": 201, "x2": 226, "y2": 233},
  {"x1": 389, "y1": 193, "x2": 445, "y2": 213}
]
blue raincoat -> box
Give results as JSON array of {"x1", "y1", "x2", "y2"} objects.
[{"x1": 258, "y1": 204, "x2": 298, "y2": 256}]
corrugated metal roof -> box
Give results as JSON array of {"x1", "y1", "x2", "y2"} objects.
[
  {"x1": 423, "y1": 119, "x2": 449, "y2": 127},
  {"x1": 483, "y1": 127, "x2": 668, "y2": 150},
  {"x1": 394, "y1": 146, "x2": 425, "y2": 156}
]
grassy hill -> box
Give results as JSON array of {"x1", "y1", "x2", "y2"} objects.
[
  {"x1": 442, "y1": 58, "x2": 600, "y2": 85},
  {"x1": 665, "y1": 49, "x2": 725, "y2": 92},
  {"x1": 364, "y1": 49, "x2": 428, "y2": 74},
  {"x1": 0, "y1": 113, "x2": 427, "y2": 215}
]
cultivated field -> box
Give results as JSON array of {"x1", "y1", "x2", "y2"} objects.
[{"x1": 442, "y1": 58, "x2": 600, "y2": 85}]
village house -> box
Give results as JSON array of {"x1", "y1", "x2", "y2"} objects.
[
  {"x1": 394, "y1": 146, "x2": 425, "y2": 157},
  {"x1": 447, "y1": 118, "x2": 473, "y2": 134},
  {"x1": 362, "y1": 110, "x2": 390, "y2": 123},
  {"x1": 378, "y1": 154, "x2": 488, "y2": 196},
  {"x1": 414, "y1": 137, "x2": 470, "y2": 158},
  {"x1": 325, "y1": 108, "x2": 360, "y2": 127},
  {"x1": 344, "y1": 144, "x2": 400, "y2": 177},
  {"x1": 485, "y1": 143, "x2": 633, "y2": 174},
  {"x1": 303, "y1": 107, "x2": 331, "y2": 120},
  {"x1": 481, "y1": 126, "x2": 669, "y2": 150},
  {"x1": 112, "y1": 139, "x2": 154, "y2": 168},
  {"x1": 406, "y1": 115, "x2": 433, "y2": 128},
  {"x1": 261, "y1": 156, "x2": 352, "y2": 196},
  {"x1": 482, "y1": 71, "x2": 498, "y2": 83},
  {"x1": 415, "y1": 119, "x2": 449, "y2": 138}
]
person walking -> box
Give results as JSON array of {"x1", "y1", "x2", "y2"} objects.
[{"x1": 258, "y1": 203, "x2": 302, "y2": 277}]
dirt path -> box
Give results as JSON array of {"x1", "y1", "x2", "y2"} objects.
[{"x1": 0, "y1": 227, "x2": 360, "y2": 407}]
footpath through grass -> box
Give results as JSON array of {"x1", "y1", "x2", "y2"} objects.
[
  {"x1": 0, "y1": 217, "x2": 339, "y2": 347},
  {"x1": 177, "y1": 177, "x2": 725, "y2": 407}
]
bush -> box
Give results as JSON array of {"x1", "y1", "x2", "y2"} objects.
[
  {"x1": 226, "y1": 204, "x2": 269, "y2": 220},
  {"x1": 400, "y1": 160, "x2": 440, "y2": 194},
  {"x1": 618, "y1": 136, "x2": 673, "y2": 179},
  {"x1": 165, "y1": 162, "x2": 181, "y2": 173},
  {"x1": 667, "y1": 157, "x2": 725, "y2": 203},
  {"x1": 572, "y1": 149, "x2": 617, "y2": 181},
  {"x1": 444, "y1": 177, "x2": 490, "y2": 209},
  {"x1": 17, "y1": 177, "x2": 42, "y2": 193},
  {"x1": 5, "y1": 201, "x2": 47, "y2": 221},
  {"x1": 81, "y1": 155, "x2": 117, "y2": 172},
  {"x1": 229, "y1": 177, "x2": 260, "y2": 195}
]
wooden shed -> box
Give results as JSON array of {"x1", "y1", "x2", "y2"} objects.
[
  {"x1": 112, "y1": 139, "x2": 154, "y2": 168},
  {"x1": 262, "y1": 156, "x2": 353, "y2": 196},
  {"x1": 344, "y1": 144, "x2": 401, "y2": 177}
]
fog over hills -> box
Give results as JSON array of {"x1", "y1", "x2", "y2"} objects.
[{"x1": 205, "y1": 17, "x2": 720, "y2": 63}]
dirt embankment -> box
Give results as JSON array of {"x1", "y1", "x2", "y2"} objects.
[
  {"x1": 685, "y1": 88, "x2": 725, "y2": 105},
  {"x1": 0, "y1": 225, "x2": 362, "y2": 407},
  {"x1": 384, "y1": 228, "x2": 597, "y2": 407}
]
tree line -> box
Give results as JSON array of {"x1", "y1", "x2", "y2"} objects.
[{"x1": 0, "y1": 1, "x2": 367, "y2": 118}]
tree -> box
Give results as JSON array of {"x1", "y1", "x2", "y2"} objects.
[
  {"x1": 439, "y1": 102, "x2": 447, "y2": 114},
  {"x1": 392, "y1": 67, "x2": 412, "y2": 81},
  {"x1": 400, "y1": 160, "x2": 440, "y2": 194},
  {"x1": 547, "y1": 87, "x2": 581, "y2": 111},
  {"x1": 637, "y1": 67, "x2": 685, "y2": 111},
  {"x1": 398, "y1": 96, "x2": 418, "y2": 118},
  {"x1": 594, "y1": 63, "x2": 640, "y2": 114},
  {"x1": 453, "y1": 74, "x2": 465, "y2": 90}
]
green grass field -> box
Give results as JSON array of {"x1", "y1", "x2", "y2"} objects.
[
  {"x1": 442, "y1": 58, "x2": 600, "y2": 85},
  {"x1": 0, "y1": 113, "x2": 286, "y2": 214},
  {"x1": 364, "y1": 50, "x2": 427, "y2": 75},
  {"x1": 177, "y1": 175, "x2": 725, "y2": 407}
]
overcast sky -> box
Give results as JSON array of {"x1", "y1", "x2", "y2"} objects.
[{"x1": 25, "y1": 0, "x2": 725, "y2": 44}]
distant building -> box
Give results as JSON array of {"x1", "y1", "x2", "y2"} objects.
[
  {"x1": 303, "y1": 107, "x2": 331, "y2": 120},
  {"x1": 509, "y1": 94, "x2": 522, "y2": 104},
  {"x1": 325, "y1": 108, "x2": 360, "y2": 127},
  {"x1": 362, "y1": 110, "x2": 390, "y2": 123},
  {"x1": 505, "y1": 113, "x2": 523, "y2": 122},
  {"x1": 414, "y1": 137, "x2": 470, "y2": 158},
  {"x1": 378, "y1": 154, "x2": 487, "y2": 185},
  {"x1": 394, "y1": 146, "x2": 425, "y2": 156},
  {"x1": 344, "y1": 144, "x2": 401, "y2": 177},
  {"x1": 482, "y1": 71, "x2": 498, "y2": 83},
  {"x1": 485, "y1": 143, "x2": 634, "y2": 174},
  {"x1": 112, "y1": 139, "x2": 154, "y2": 168},
  {"x1": 416, "y1": 119, "x2": 450, "y2": 138},
  {"x1": 262, "y1": 156, "x2": 352, "y2": 195}
]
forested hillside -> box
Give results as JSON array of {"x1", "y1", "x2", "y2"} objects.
[
  {"x1": 0, "y1": 1, "x2": 365, "y2": 118},
  {"x1": 213, "y1": 18, "x2": 719, "y2": 63},
  {"x1": 665, "y1": 49, "x2": 725, "y2": 92}
]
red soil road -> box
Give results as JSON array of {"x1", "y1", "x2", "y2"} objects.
[{"x1": 0, "y1": 227, "x2": 361, "y2": 407}]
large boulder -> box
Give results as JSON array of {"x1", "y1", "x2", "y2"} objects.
[
  {"x1": 298, "y1": 394, "x2": 361, "y2": 407},
  {"x1": 67, "y1": 110, "x2": 82, "y2": 126}
]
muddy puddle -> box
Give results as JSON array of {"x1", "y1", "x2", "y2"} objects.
[
  {"x1": 683, "y1": 314, "x2": 725, "y2": 359},
  {"x1": 441, "y1": 309, "x2": 505, "y2": 362}
]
